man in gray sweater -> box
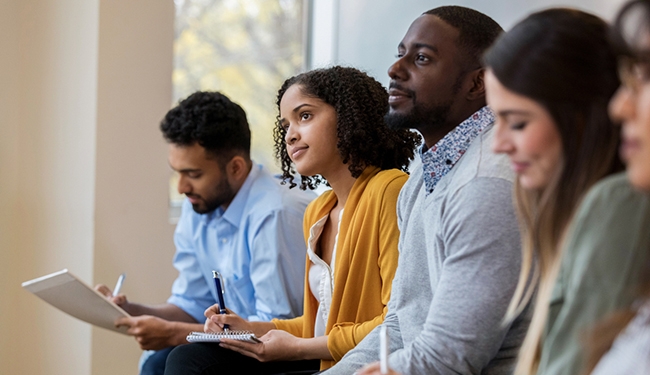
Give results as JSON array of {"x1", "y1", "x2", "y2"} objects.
[{"x1": 324, "y1": 6, "x2": 530, "y2": 375}]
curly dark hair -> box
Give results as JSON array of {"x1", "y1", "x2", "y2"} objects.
[
  {"x1": 273, "y1": 66, "x2": 421, "y2": 190},
  {"x1": 160, "y1": 91, "x2": 251, "y2": 162}
]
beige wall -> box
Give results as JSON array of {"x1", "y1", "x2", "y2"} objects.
[
  {"x1": 0, "y1": 0, "x2": 27, "y2": 372},
  {"x1": 92, "y1": 0, "x2": 176, "y2": 374},
  {"x1": 0, "y1": 0, "x2": 175, "y2": 374},
  {"x1": 0, "y1": 0, "x2": 98, "y2": 373}
]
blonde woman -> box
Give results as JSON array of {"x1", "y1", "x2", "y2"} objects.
[{"x1": 483, "y1": 8, "x2": 623, "y2": 375}]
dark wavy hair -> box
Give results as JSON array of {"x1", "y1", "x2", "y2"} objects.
[
  {"x1": 484, "y1": 8, "x2": 623, "y2": 374},
  {"x1": 273, "y1": 66, "x2": 421, "y2": 190},
  {"x1": 160, "y1": 91, "x2": 251, "y2": 162}
]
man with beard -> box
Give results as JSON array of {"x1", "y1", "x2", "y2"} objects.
[
  {"x1": 324, "y1": 6, "x2": 530, "y2": 375},
  {"x1": 96, "y1": 91, "x2": 314, "y2": 375}
]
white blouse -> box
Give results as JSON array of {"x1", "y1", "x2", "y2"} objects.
[
  {"x1": 306, "y1": 209, "x2": 343, "y2": 337},
  {"x1": 590, "y1": 299, "x2": 650, "y2": 375}
]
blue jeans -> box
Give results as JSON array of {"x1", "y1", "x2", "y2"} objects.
[{"x1": 139, "y1": 347, "x2": 175, "y2": 375}]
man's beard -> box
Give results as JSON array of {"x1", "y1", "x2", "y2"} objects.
[
  {"x1": 384, "y1": 100, "x2": 453, "y2": 132},
  {"x1": 189, "y1": 177, "x2": 236, "y2": 214},
  {"x1": 385, "y1": 73, "x2": 463, "y2": 132}
]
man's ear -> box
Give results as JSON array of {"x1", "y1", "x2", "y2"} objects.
[
  {"x1": 226, "y1": 155, "x2": 250, "y2": 183},
  {"x1": 466, "y1": 68, "x2": 486, "y2": 101}
]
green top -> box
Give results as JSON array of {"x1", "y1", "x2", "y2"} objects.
[{"x1": 537, "y1": 173, "x2": 650, "y2": 375}]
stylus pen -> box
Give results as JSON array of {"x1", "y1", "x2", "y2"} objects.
[
  {"x1": 113, "y1": 273, "x2": 126, "y2": 296},
  {"x1": 212, "y1": 270, "x2": 229, "y2": 332},
  {"x1": 380, "y1": 325, "x2": 389, "y2": 374}
]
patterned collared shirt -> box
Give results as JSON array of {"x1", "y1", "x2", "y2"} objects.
[{"x1": 421, "y1": 106, "x2": 495, "y2": 195}]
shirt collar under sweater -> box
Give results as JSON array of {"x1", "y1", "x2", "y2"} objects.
[{"x1": 420, "y1": 106, "x2": 494, "y2": 195}]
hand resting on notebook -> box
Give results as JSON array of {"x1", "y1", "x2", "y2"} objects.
[{"x1": 203, "y1": 303, "x2": 331, "y2": 362}]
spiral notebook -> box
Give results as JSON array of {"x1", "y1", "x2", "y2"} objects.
[{"x1": 187, "y1": 331, "x2": 261, "y2": 343}]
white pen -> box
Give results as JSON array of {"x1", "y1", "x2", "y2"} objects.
[
  {"x1": 380, "y1": 325, "x2": 389, "y2": 374},
  {"x1": 113, "y1": 273, "x2": 126, "y2": 296}
]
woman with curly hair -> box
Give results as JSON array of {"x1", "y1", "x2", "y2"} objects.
[{"x1": 164, "y1": 66, "x2": 420, "y2": 375}]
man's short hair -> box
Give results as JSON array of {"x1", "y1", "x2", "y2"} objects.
[
  {"x1": 424, "y1": 6, "x2": 503, "y2": 69},
  {"x1": 160, "y1": 91, "x2": 251, "y2": 161}
]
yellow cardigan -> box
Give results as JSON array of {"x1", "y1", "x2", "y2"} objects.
[{"x1": 272, "y1": 166, "x2": 406, "y2": 370}]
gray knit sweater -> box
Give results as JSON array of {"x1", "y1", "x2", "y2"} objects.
[{"x1": 324, "y1": 124, "x2": 530, "y2": 375}]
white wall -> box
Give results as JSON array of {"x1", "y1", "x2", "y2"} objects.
[{"x1": 314, "y1": 0, "x2": 628, "y2": 85}]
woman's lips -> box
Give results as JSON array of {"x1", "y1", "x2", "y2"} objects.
[
  {"x1": 511, "y1": 161, "x2": 529, "y2": 174},
  {"x1": 290, "y1": 146, "x2": 308, "y2": 159},
  {"x1": 620, "y1": 138, "x2": 641, "y2": 162}
]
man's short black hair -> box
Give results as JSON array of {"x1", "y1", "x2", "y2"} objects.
[
  {"x1": 424, "y1": 6, "x2": 503, "y2": 69},
  {"x1": 160, "y1": 91, "x2": 251, "y2": 161}
]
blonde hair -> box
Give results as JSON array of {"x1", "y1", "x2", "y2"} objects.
[
  {"x1": 506, "y1": 148, "x2": 620, "y2": 375},
  {"x1": 505, "y1": 170, "x2": 571, "y2": 375},
  {"x1": 485, "y1": 8, "x2": 624, "y2": 375}
]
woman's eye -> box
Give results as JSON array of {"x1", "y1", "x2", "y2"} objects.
[
  {"x1": 416, "y1": 54, "x2": 429, "y2": 62},
  {"x1": 510, "y1": 122, "x2": 527, "y2": 130},
  {"x1": 300, "y1": 112, "x2": 311, "y2": 121}
]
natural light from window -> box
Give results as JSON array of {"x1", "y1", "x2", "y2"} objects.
[{"x1": 169, "y1": 0, "x2": 306, "y2": 219}]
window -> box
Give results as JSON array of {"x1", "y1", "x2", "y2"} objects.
[{"x1": 170, "y1": 0, "x2": 306, "y2": 221}]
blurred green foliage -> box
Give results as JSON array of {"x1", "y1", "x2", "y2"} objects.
[{"x1": 173, "y1": 0, "x2": 305, "y2": 173}]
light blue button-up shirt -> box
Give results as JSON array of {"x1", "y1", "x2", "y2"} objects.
[{"x1": 167, "y1": 163, "x2": 315, "y2": 322}]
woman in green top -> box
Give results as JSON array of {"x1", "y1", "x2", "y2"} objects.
[{"x1": 584, "y1": 1, "x2": 650, "y2": 374}]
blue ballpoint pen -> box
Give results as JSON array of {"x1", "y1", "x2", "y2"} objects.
[{"x1": 212, "y1": 270, "x2": 229, "y2": 332}]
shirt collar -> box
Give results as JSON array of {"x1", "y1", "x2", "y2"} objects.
[
  {"x1": 201, "y1": 163, "x2": 261, "y2": 228},
  {"x1": 420, "y1": 106, "x2": 494, "y2": 194}
]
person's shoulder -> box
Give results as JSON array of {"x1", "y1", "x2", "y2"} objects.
[
  {"x1": 367, "y1": 168, "x2": 409, "y2": 192},
  {"x1": 248, "y1": 166, "x2": 316, "y2": 209},
  {"x1": 302, "y1": 189, "x2": 335, "y2": 222},
  {"x1": 569, "y1": 172, "x2": 650, "y2": 235},
  {"x1": 582, "y1": 172, "x2": 645, "y2": 205},
  {"x1": 473, "y1": 125, "x2": 515, "y2": 181},
  {"x1": 447, "y1": 125, "x2": 514, "y2": 190},
  {"x1": 354, "y1": 169, "x2": 409, "y2": 210}
]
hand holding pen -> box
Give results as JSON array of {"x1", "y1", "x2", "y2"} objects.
[
  {"x1": 355, "y1": 326, "x2": 397, "y2": 375},
  {"x1": 94, "y1": 272, "x2": 128, "y2": 306},
  {"x1": 212, "y1": 271, "x2": 229, "y2": 332},
  {"x1": 204, "y1": 271, "x2": 258, "y2": 333}
]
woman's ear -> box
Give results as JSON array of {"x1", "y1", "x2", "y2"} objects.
[{"x1": 466, "y1": 68, "x2": 486, "y2": 101}]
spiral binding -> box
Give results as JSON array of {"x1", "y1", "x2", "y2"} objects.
[{"x1": 186, "y1": 331, "x2": 261, "y2": 343}]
